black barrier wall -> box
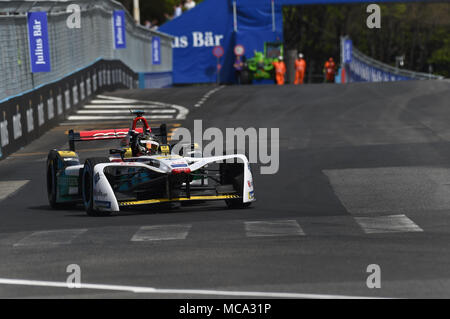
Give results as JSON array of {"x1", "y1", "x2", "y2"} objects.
[{"x1": 0, "y1": 59, "x2": 138, "y2": 160}]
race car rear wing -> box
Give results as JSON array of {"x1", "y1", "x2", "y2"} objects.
[{"x1": 68, "y1": 124, "x2": 168, "y2": 152}]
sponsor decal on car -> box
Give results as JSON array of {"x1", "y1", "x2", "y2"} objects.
[
  {"x1": 94, "y1": 172, "x2": 100, "y2": 185},
  {"x1": 248, "y1": 191, "x2": 255, "y2": 200},
  {"x1": 171, "y1": 164, "x2": 188, "y2": 168},
  {"x1": 155, "y1": 155, "x2": 183, "y2": 160},
  {"x1": 93, "y1": 189, "x2": 107, "y2": 198},
  {"x1": 95, "y1": 200, "x2": 111, "y2": 209}
]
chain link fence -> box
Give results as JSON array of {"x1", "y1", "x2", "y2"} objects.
[{"x1": 0, "y1": 0, "x2": 173, "y2": 102}]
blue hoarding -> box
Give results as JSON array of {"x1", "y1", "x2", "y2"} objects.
[
  {"x1": 343, "y1": 39, "x2": 353, "y2": 64},
  {"x1": 152, "y1": 36, "x2": 161, "y2": 65},
  {"x1": 113, "y1": 10, "x2": 126, "y2": 49},
  {"x1": 27, "y1": 12, "x2": 51, "y2": 73},
  {"x1": 347, "y1": 55, "x2": 411, "y2": 82}
]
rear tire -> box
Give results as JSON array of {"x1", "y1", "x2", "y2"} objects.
[
  {"x1": 81, "y1": 157, "x2": 112, "y2": 217},
  {"x1": 46, "y1": 150, "x2": 60, "y2": 209}
]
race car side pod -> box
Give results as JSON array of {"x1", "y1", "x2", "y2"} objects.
[{"x1": 67, "y1": 124, "x2": 168, "y2": 152}]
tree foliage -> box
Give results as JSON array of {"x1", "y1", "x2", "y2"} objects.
[
  {"x1": 283, "y1": 3, "x2": 450, "y2": 77},
  {"x1": 117, "y1": 0, "x2": 205, "y2": 26}
]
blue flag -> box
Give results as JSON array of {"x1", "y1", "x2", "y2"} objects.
[
  {"x1": 113, "y1": 10, "x2": 126, "y2": 49},
  {"x1": 27, "y1": 12, "x2": 51, "y2": 73}
]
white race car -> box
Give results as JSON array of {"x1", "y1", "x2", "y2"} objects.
[{"x1": 46, "y1": 111, "x2": 255, "y2": 216}]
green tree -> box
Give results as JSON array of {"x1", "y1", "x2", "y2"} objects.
[
  {"x1": 283, "y1": 3, "x2": 450, "y2": 78},
  {"x1": 117, "y1": 0, "x2": 205, "y2": 26}
]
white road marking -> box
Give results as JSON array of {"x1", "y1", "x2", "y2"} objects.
[
  {"x1": 14, "y1": 229, "x2": 88, "y2": 247},
  {"x1": 0, "y1": 181, "x2": 29, "y2": 202},
  {"x1": 76, "y1": 110, "x2": 176, "y2": 114},
  {"x1": 90, "y1": 100, "x2": 140, "y2": 104},
  {"x1": 172, "y1": 104, "x2": 189, "y2": 120},
  {"x1": 73, "y1": 95, "x2": 189, "y2": 120},
  {"x1": 131, "y1": 224, "x2": 192, "y2": 241},
  {"x1": 95, "y1": 95, "x2": 139, "y2": 103},
  {"x1": 355, "y1": 214, "x2": 423, "y2": 234},
  {"x1": 245, "y1": 220, "x2": 305, "y2": 238},
  {"x1": 84, "y1": 105, "x2": 161, "y2": 109},
  {"x1": 297, "y1": 215, "x2": 362, "y2": 236},
  {"x1": 194, "y1": 86, "x2": 225, "y2": 108},
  {"x1": 67, "y1": 115, "x2": 173, "y2": 121},
  {"x1": 0, "y1": 278, "x2": 385, "y2": 299}
]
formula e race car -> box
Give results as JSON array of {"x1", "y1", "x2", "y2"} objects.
[{"x1": 46, "y1": 111, "x2": 255, "y2": 216}]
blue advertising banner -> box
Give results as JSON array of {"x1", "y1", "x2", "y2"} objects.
[
  {"x1": 347, "y1": 55, "x2": 411, "y2": 82},
  {"x1": 152, "y1": 36, "x2": 161, "y2": 65},
  {"x1": 113, "y1": 10, "x2": 126, "y2": 49},
  {"x1": 343, "y1": 39, "x2": 352, "y2": 64},
  {"x1": 27, "y1": 12, "x2": 51, "y2": 73}
]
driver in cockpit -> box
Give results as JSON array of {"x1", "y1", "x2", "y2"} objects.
[{"x1": 129, "y1": 131, "x2": 160, "y2": 157}]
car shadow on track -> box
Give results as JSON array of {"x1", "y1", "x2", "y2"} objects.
[{"x1": 27, "y1": 202, "x2": 254, "y2": 218}]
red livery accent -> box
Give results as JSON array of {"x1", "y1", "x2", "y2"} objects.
[
  {"x1": 172, "y1": 168, "x2": 191, "y2": 174},
  {"x1": 77, "y1": 128, "x2": 144, "y2": 141}
]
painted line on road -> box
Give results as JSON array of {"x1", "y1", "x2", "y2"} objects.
[
  {"x1": 67, "y1": 115, "x2": 174, "y2": 121},
  {"x1": 131, "y1": 224, "x2": 192, "y2": 241},
  {"x1": 95, "y1": 95, "x2": 139, "y2": 103},
  {"x1": 0, "y1": 181, "x2": 30, "y2": 202},
  {"x1": 0, "y1": 278, "x2": 387, "y2": 299},
  {"x1": 90, "y1": 100, "x2": 140, "y2": 104},
  {"x1": 76, "y1": 109, "x2": 176, "y2": 114},
  {"x1": 355, "y1": 214, "x2": 423, "y2": 234},
  {"x1": 194, "y1": 86, "x2": 225, "y2": 108},
  {"x1": 13, "y1": 229, "x2": 88, "y2": 247},
  {"x1": 59, "y1": 121, "x2": 165, "y2": 126},
  {"x1": 95, "y1": 95, "x2": 189, "y2": 120},
  {"x1": 245, "y1": 220, "x2": 305, "y2": 238},
  {"x1": 83, "y1": 105, "x2": 162, "y2": 109}
]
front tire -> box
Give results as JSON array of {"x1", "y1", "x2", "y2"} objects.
[
  {"x1": 221, "y1": 159, "x2": 252, "y2": 209},
  {"x1": 81, "y1": 157, "x2": 111, "y2": 217}
]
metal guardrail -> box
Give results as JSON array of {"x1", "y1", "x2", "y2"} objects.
[
  {"x1": 352, "y1": 46, "x2": 444, "y2": 81},
  {"x1": 0, "y1": 0, "x2": 173, "y2": 102},
  {"x1": 341, "y1": 36, "x2": 444, "y2": 82}
]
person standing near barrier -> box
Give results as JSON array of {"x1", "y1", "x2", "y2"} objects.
[
  {"x1": 233, "y1": 56, "x2": 244, "y2": 85},
  {"x1": 273, "y1": 56, "x2": 286, "y2": 85},
  {"x1": 294, "y1": 53, "x2": 306, "y2": 85},
  {"x1": 324, "y1": 57, "x2": 336, "y2": 83}
]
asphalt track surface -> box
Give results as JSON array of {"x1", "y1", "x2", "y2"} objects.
[{"x1": 0, "y1": 80, "x2": 450, "y2": 298}]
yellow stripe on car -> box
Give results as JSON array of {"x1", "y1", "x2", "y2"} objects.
[
  {"x1": 119, "y1": 195, "x2": 240, "y2": 207},
  {"x1": 58, "y1": 151, "x2": 77, "y2": 157}
]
